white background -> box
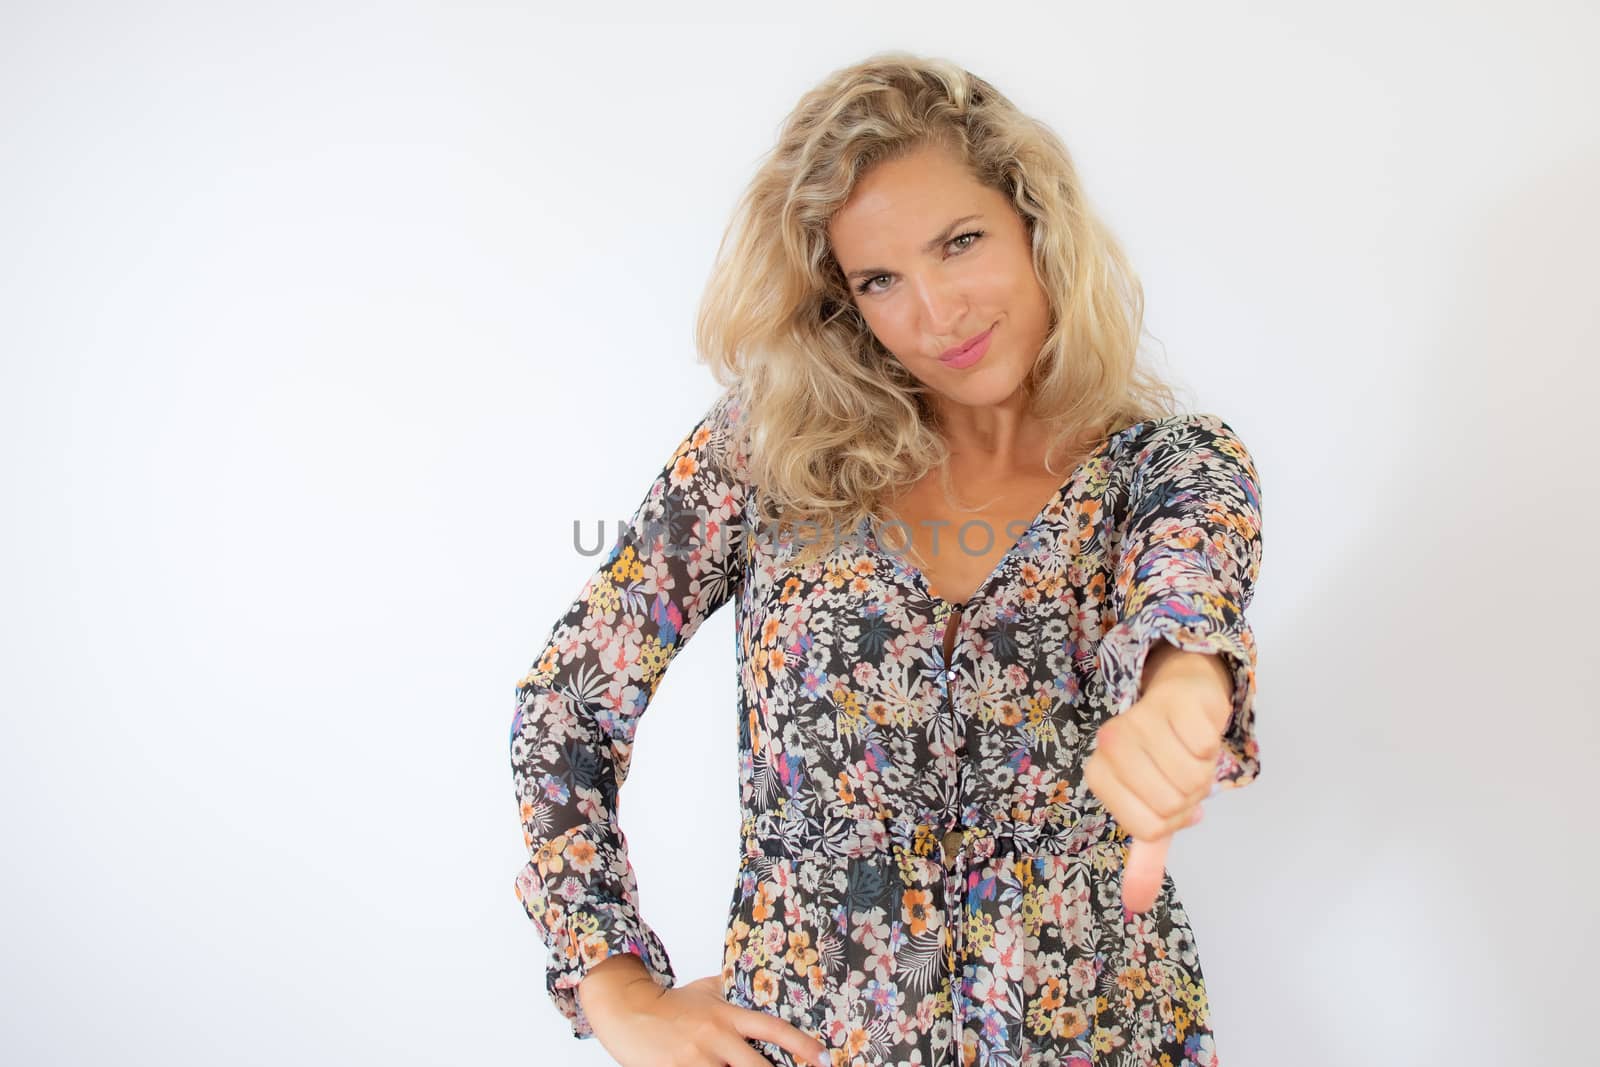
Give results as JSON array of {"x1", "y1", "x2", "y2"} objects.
[{"x1": 3, "y1": 2, "x2": 1597, "y2": 1065}]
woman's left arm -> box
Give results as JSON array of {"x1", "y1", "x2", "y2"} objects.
[
  {"x1": 1096, "y1": 412, "x2": 1266, "y2": 792},
  {"x1": 1084, "y1": 413, "x2": 1266, "y2": 912}
]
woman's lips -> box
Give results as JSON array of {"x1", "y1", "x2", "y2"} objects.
[{"x1": 939, "y1": 324, "x2": 994, "y2": 369}]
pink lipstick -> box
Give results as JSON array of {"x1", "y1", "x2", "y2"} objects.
[{"x1": 939, "y1": 324, "x2": 993, "y2": 369}]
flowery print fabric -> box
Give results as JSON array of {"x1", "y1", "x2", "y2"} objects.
[{"x1": 510, "y1": 387, "x2": 1264, "y2": 1066}]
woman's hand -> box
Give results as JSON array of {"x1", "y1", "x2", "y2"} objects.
[
  {"x1": 1081, "y1": 644, "x2": 1233, "y2": 914},
  {"x1": 578, "y1": 955, "x2": 832, "y2": 1067}
]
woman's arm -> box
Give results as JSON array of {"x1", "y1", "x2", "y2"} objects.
[
  {"x1": 509, "y1": 388, "x2": 750, "y2": 1039},
  {"x1": 1098, "y1": 412, "x2": 1266, "y2": 791}
]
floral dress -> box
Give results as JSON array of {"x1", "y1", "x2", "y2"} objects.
[{"x1": 510, "y1": 386, "x2": 1264, "y2": 1066}]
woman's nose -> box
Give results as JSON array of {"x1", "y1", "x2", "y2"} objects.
[{"x1": 911, "y1": 272, "x2": 966, "y2": 334}]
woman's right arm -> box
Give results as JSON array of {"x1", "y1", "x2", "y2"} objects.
[
  {"x1": 507, "y1": 389, "x2": 830, "y2": 1066},
  {"x1": 509, "y1": 387, "x2": 749, "y2": 1034}
]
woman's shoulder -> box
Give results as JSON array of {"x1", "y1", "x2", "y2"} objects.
[
  {"x1": 1117, "y1": 410, "x2": 1252, "y2": 456},
  {"x1": 1111, "y1": 410, "x2": 1261, "y2": 501},
  {"x1": 695, "y1": 384, "x2": 755, "y2": 484}
]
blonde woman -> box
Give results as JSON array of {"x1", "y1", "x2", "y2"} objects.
[{"x1": 511, "y1": 51, "x2": 1265, "y2": 1067}]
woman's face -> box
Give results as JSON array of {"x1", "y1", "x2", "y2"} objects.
[{"x1": 826, "y1": 142, "x2": 1052, "y2": 411}]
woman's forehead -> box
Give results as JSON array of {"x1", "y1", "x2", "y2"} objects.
[{"x1": 829, "y1": 164, "x2": 999, "y2": 257}]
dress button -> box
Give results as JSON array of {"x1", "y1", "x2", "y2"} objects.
[{"x1": 941, "y1": 828, "x2": 963, "y2": 862}]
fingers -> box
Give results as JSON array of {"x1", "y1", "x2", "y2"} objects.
[
  {"x1": 1165, "y1": 692, "x2": 1228, "y2": 762},
  {"x1": 1142, "y1": 708, "x2": 1219, "y2": 800},
  {"x1": 730, "y1": 1006, "x2": 830, "y2": 1067},
  {"x1": 1088, "y1": 704, "x2": 1214, "y2": 917},
  {"x1": 1084, "y1": 747, "x2": 1190, "y2": 841},
  {"x1": 1092, "y1": 716, "x2": 1213, "y2": 838},
  {"x1": 1122, "y1": 835, "x2": 1170, "y2": 913},
  {"x1": 1122, "y1": 799, "x2": 1206, "y2": 914},
  {"x1": 710, "y1": 1032, "x2": 794, "y2": 1067}
]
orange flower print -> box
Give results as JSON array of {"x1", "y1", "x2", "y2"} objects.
[
  {"x1": 902, "y1": 888, "x2": 934, "y2": 935},
  {"x1": 576, "y1": 934, "x2": 609, "y2": 968},
  {"x1": 565, "y1": 836, "x2": 598, "y2": 875},
  {"x1": 807, "y1": 964, "x2": 827, "y2": 997},
  {"x1": 1053, "y1": 1004, "x2": 1089, "y2": 1040},
  {"x1": 752, "y1": 882, "x2": 778, "y2": 923},
  {"x1": 670, "y1": 451, "x2": 700, "y2": 488},
  {"x1": 823, "y1": 561, "x2": 853, "y2": 590},
  {"x1": 785, "y1": 929, "x2": 820, "y2": 975},
  {"x1": 1115, "y1": 965, "x2": 1151, "y2": 999},
  {"x1": 844, "y1": 1027, "x2": 870, "y2": 1059},
  {"x1": 532, "y1": 835, "x2": 566, "y2": 877},
  {"x1": 752, "y1": 967, "x2": 779, "y2": 1007},
  {"x1": 837, "y1": 771, "x2": 856, "y2": 804}
]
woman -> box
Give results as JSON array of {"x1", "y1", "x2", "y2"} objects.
[{"x1": 510, "y1": 52, "x2": 1264, "y2": 1067}]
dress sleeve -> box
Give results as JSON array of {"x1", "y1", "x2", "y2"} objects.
[
  {"x1": 508, "y1": 387, "x2": 750, "y2": 1038},
  {"x1": 1097, "y1": 413, "x2": 1265, "y2": 791}
]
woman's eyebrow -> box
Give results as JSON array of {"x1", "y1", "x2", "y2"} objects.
[{"x1": 842, "y1": 214, "x2": 985, "y2": 281}]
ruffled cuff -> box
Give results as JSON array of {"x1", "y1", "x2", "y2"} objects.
[
  {"x1": 1097, "y1": 591, "x2": 1261, "y2": 792},
  {"x1": 514, "y1": 858, "x2": 678, "y2": 1039}
]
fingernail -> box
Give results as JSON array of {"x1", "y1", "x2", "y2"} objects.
[{"x1": 817, "y1": 1052, "x2": 833, "y2": 1067}]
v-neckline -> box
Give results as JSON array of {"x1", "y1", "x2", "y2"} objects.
[{"x1": 879, "y1": 425, "x2": 1127, "y2": 618}]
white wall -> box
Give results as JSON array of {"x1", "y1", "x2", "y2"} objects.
[{"x1": 3, "y1": 2, "x2": 1596, "y2": 1064}]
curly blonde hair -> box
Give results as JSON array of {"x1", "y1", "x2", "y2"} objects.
[{"x1": 694, "y1": 50, "x2": 1188, "y2": 569}]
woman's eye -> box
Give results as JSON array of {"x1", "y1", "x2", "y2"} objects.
[
  {"x1": 949, "y1": 230, "x2": 983, "y2": 252},
  {"x1": 854, "y1": 230, "x2": 985, "y2": 296}
]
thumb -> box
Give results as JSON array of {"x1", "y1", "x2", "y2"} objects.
[{"x1": 1121, "y1": 833, "x2": 1171, "y2": 914}]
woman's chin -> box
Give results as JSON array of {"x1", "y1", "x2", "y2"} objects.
[{"x1": 927, "y1": 363, "x2": 1031, "y2": 409}]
